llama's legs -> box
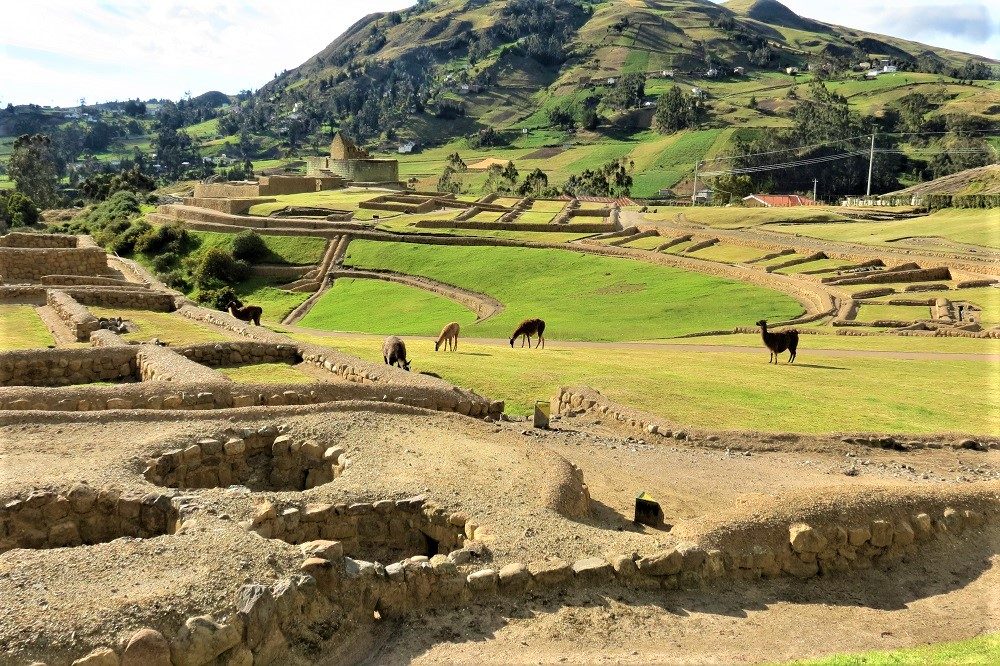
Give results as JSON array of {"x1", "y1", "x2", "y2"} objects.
[
  {"x1": 540, "y1": 335, "x2": 545, "y2": 349},
  {"x1": 521, "y1": 336, "x2": 526, "y2": 348}
]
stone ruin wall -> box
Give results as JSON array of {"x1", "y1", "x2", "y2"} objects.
[
  {"x1": 66, "y1": 287, "x2": 177, "y2": 312},
  {"x1": 315, "y1": 158, "x2": 400, "y2": 183},
  {"x1": 0, "y1": 246, "x2": 110, "y2": 281},
  {"x1": 177, "y1": 341, "x2": 301, "y2": 368},
  {"x1": 47, "y1": 289, "x2": 101, "y2": 341},
  {"x1": 0, "y1": 232, "x2": 79, "y2": 248},
  {"x1": 0, "y1": 346, "x2": 138, "y2": 387},
  {"x1": 59, "y1": 487, "x2": 995, "y2": 666}
]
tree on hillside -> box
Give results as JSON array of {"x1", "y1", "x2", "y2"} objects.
[
  {"x1": 446, "y1": 152, "x2": 467, "y2": 171},
  {"x1": 437, "y1": 165, "x2": 462, "y2": 194},
  {"x1": 606, "y1": 73, "x2": 646, "y2": 111},
  {"x1": 484, "y1": 162, "x2": 519, "y2": 194},
  {"x1": 152, "y1": 125, "x2": 201, "y2": 179},
  {"x1": 0, "y1": 190, "x2": 40, "y2": 228},
  {"x1": 7, "y1": 134, "x2": 59, "y2": 208},
  {"x1": 654, "y1": 85, "x2": 695, "y2": 133},
  {"x1": 517, "y1": 168, "x2": 550, "y2": 197},
  {"x1": 563, "y1": 159, "x2": 631, "y2": 198}
]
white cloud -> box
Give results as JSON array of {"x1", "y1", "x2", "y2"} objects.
[{"x1": 0, "y1": 0, "x2": 414, "y2": 106}]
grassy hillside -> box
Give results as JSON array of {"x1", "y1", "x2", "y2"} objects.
[{"x1": 331, "y1": 240, "x2": 803, "y2": 340}]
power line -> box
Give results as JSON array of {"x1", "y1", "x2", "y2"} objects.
[{"x1": 699, "y1": 150, "x2": 870, "y2": 177}]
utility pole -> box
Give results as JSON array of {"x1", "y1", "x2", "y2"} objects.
[
  {"x1": 692, "y1": 161, "x2": 700, "y2": 205},
  {"x1": 866, "y1": 132, "x2": 875, "y2": 198},
  {"x1": 813, "y1": 178, "x2": 818, "y2": 204}
]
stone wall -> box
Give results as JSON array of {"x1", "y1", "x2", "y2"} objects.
[
  {"x1": 0, "y1": 346, "x2": 138, "y2": 387},
  {"x1": 177, "y1": 342, "x2": 301, "y2": 368},
  {"x1": 61, "y1": 491, "x2": 994, "y2": 665},
  {"x1": 136, "y1": 345, "x2": 228, "y2": 383},
  {"x1": 414, "y1": 219, "x2": 617, "y2": 233},
  {"x1": 40, "y1": 274, "x2": 138, "y2": 287},
  {"x1": 65, "y1": 287, "x2": 177, "y2": 312},
  {"x1": 182, "y1": 197, "x2": 274, "y2": 215},
  {"x1": 0, "y1": 486, "x2": 179, "y2": 553},
  {"x1": 259, "y1": 175, "x2": 347, "y2": 195},
  {"x1": 825, "y1": 266, "x2": 952, "y2": 286},
  {"x1": 0, "y1": 246, "x2": 109, "y2": 281},
  {"x1": 0, "y1": 232, "x2": 78, "y2": 248},
  {"x1": 311, "y1": 157, "x2": 400, "y2": 183},
  {"x1": 47, "y1": 289, "x2": 100, "y2": 341},
  {"x1": 0, "y1": 285, "x2": 47, "y2": 305},
  {"x1": 193, "y1": 182, "x2": 263, "y2": 198},
  {"x1": 252, "y1": 494, "x2": 467, "y2": 565},
  {"x1": 144, "y1": 431, "x2": 343, "y2": 492}
]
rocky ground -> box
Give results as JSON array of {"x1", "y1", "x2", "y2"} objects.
[{"x1": 0, "y1": 404, "x2": 997, "y2": 664}]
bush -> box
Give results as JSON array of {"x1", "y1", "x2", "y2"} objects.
[
  {"x1": 194, "y1": 247, "x2": 250, "y2": 289},
  {"x1": 160, "y1": 269, "x2": 191, "y2": 292},
  {"x1": 95, "y1": 218, "x2": 151, "y2": 255},
  {"x1": 194, "y1": 286, "x2": 238, "y2": 311},
  {"x1": 151, "y1": 251, "x2": 179, "y2": 273},
  {"x1": 232, "y1": 230, "x2": 269, "y2": 262},
  {"x1": 135, "y1": 222, "x2": 191, "y2": 256},
  {"x1": 0, "y1": 191, "x2": 41, "y2": 228}
]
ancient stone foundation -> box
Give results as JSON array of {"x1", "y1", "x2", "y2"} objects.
[
  {"x1": 0, "y1": 487, "x2": 179, "y2": 553},
  {"x1": 144, "y1": 431, "x2": 343, "y2": 492}
]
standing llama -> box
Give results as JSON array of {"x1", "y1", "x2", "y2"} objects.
[
  {"x1": 226, "y1": 300, "x2": 262, "y2": 326},
  {"x1": 435, "y1": 322, "x2": 460, "y2": 352},
  {"x1": 383, "y1": 336, "x2": 411, "y2": 371},
  {"x1": 756, "y1": 319, "x2": 798, "y2": 364},
  {"x1": 510, "y1": 318, "x2": 546, "y2": 348}
]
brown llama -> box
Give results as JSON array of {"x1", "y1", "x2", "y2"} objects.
[
  {"x1": 435, "y1": 322, "x2": 460, "y2": 352},
  {"x1": 226, "y1": 300, "x2": 262, "y2": 326},
  {"x1": 756, "y1": 319, "x2": 798, "y2": 364},
  {"x1": 382, "y1": 336, "x2": 411, "y2": 371},
  {"x1": 510, "y1": 318, "x2": 546, "y2": 349}
]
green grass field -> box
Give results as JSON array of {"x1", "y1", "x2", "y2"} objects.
[
  {"x1": 299, "y1": 278, "x2": 478, "y2": 334},
  {"x1": 796, "y1": 632, "x2": 1000, "y2": 665},
  {"x1": 331, "y1": 241, "x2": 803, "y2": 340},
  {"x1": 219, "y1": 362, "x2": 314, "y2": 384},
  {"x1": 688, "y1": 243, "x2": 769, "y2": 264},
  {"x1": 767, "y1": 209, "x2": 1000, "y2": 250},
  {"x1": 856, "y1": 303, "x2": 928, "y2": 323},
  {"x1": 0, "y1": 305, "x2": 55, "y2": 350},
  {"x1": 641, "y1": 206, "x2": 849, "y2": 229},
  {"x1": 280, "y1": 333, "x2": 998, "y2": 434},
  {"x1": 191, "y1": 230, "x2": 327, "y2": 266},
  {"x1": 867, "y1": 287, "x2": 1000, "y2": 327},
  {"x1": 235, "y1": 277, "x2": 310, "y2": 323},
  {"x1": 247, "y1": 189, "x2": 389, "y2": 216},
  {"x1": 88, "y1": 308, "x2": 231, "y2": 345}
]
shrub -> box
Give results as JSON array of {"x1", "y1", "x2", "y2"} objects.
[
  {"x1": 160, "y1": 269, "x2": 191, "y2": 292},
  {"x1": 194, "y1": 286, "x2": 238, "y2": 311},
  {"x1": 194, "y1": 247, "x2": 250, "y2": 289},
  {"x1": 135, "y1": 222, "x2": 191, "y2": 256},
  {"x1": 95, "y1": 218, "x2": 151, "y2": 255},
  {"x1": 151, "y1": 252, "x2": 179, "y2": 273},
  {"x1": 0, "y1": 191, "x2": 41, "y2": 228},
  {"x1": 232, "y1": 230, "x2": 269, "y2": 262}
]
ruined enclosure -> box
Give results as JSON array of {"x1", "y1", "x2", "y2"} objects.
[
  {"x1": 144, "y1": 432, "x2": 343, "y2": 491},
  {"x1": 252, "y1": 496, "x2": 468, "y2": 564},
  {"x1": 0, "y1": 487, "x2": 179, "y2": 553}
]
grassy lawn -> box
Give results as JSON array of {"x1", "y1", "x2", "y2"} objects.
[
  {"x1": 518, "y1": 210, "x2": 558, "y2": 224},
  {"x1": 191, "y1": 230, "x2": 326, "y2": 266},
  {"x1": 856, "y1": 304, "x2": 929, "y2": 323},
  {"x1": 767, "y1": 209, "x2": 1000, "y2": 250},
  {"x1": 688, "y1": 243, "x2": 769, "y2": 264},
  {"x1": 88, "y1": 307, "x2": 231, "y2": 345},
  {"x1": 864, "y1": 287, "x2": 999, "y2": 328},
  {"x1": 335, "y1": 241, "x2": 803, "y2": 340},
  {"x1": 795, "y1": 632, "x2": 1000, "y2": 665},
  {"x1": 235, "y1": 277, "x2": 310, "y2": 323},
  {"x1": 641, "y1": 206, "x2": 849, "y2": 230},
  {"x1": 299, "y1": 278, "x2": 478, "y2": 334},
  {"x1": 622, "y1": 235, "x2": 669, "y2": 250},
  {"x1": 0, "y1": 305, "x2": 55, "y2": 350},
  {"x1": 777, "y1": 258, "x2": 854, "y2": 275},
  {"x1": 281, "y1": 334, "x2": 998, "y2": 434},
  {"x1": 247, "y1": 189, "x2": 393, "y2": 216},
  {"x1": 665, "y1": 332, "x2": 1000, "y2": 354},
  {"x1": 219, "y1": 362, "x2": 314, "y2": 384}
]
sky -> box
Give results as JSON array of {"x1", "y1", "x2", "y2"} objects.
[{"x1": 1, "y1": 0, "x2": 997, "y2": 108}]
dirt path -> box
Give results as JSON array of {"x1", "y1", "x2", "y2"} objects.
[{"x1": 273, "y1": 326, "x2": 1000, "y2": 362}]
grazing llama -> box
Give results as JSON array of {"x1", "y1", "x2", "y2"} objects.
[
  {"x1": 382, "y1": 336, "x2": 411, "y2": 371},
  {"x1": 756, "y1": 319, "x2": 798, "y2": 364},
  {"x1": 435, "y1": 322, "x2": 461, "y2": 352},
  {"x1": 510, "y1": 318, "x2": 546, "y2": 349},
  {"x1": 226, "y1": 300, "x2": 262, "y2": 326}
]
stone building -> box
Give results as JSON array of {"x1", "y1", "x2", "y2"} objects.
[{"x1": 306, "y1": 133, "x2": 401, "y2": 186}]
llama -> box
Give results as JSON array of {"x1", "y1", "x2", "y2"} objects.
[
  {"x1": 435, "y1": 322, "x2": 460, "y2": 352},
  {"x1": 756, "y1": 319, "x2": 798, "y2": 364},
  {"x1": 383, "y1": 336, "x2": 411, "y2": 371},
  {"x1": 510, "y1": 318, "x2": 546, "y2": 349},
  {"x1": 226, "y1": 300, "x2": 262, "y2": 326}
]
